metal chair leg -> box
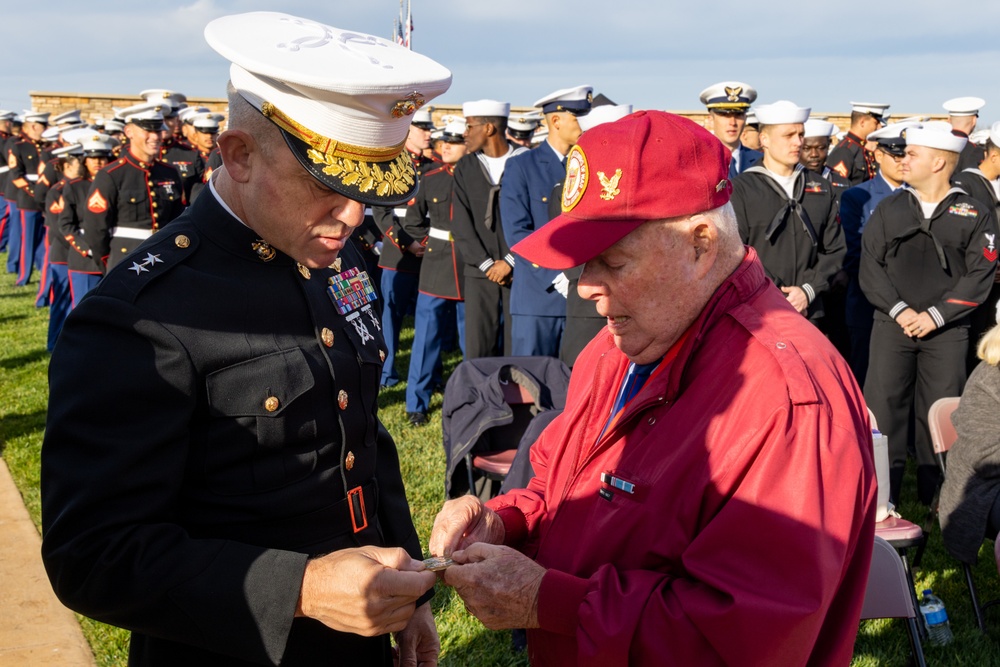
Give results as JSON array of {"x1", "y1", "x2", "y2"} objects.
[
  {"x1": 963, "y1": 563, "x2": 988, "y2": 633},
  {"x1": 905, "y1": 617, "x2": 928, "y2": 667}
]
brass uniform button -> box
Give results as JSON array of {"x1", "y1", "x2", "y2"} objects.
[
  {"x1": 345, "y1": 451, "x2": 355, "y2": 471},
  {"x1": 175, "y1": 234, "x2": 190, "y2": 248},
  {"x1": 379, "y1": 350, "x2": 386, "y2": 362},
  {"x1": 297, "y1": 263, "x2": 311, "y2": 280},
  {"x1": 152, "y1": 202, "x2": 158, "y2": 208},
  {"x1": 321, "y1": 328, "x2": 334, "y2": 347},
  {"x1": 264, "y1": 396, "x2": 280, "y2": 412},
  {"x1": 338, "y1": 390, "x2": 348, "y2": 410}
]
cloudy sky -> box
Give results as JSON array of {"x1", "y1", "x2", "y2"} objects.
[{"x1": 4, "y1": 0, "x2": 998, "y2": 125}]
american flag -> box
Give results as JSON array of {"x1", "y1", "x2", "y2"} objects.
[{"x1": 393, "y1": 0, "x2": 412, "y2": 49}]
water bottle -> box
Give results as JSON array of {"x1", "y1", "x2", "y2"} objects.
[{"x1": 919, "y1": 589, "x2": 954, "y2": 645}]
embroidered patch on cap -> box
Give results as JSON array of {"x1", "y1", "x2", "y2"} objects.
[{"x1": 562, "y1": 144, "x2": 589, "y2": 212}]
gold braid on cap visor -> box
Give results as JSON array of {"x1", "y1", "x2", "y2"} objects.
[{"x1": 261, "y1": 102, "x2": 415, "y2": 197}]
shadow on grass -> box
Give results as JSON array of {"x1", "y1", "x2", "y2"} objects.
[
  {"x1": 0, "y1": 348, "x2": 49, "y2": 370},
  {"x1": 0, "y1": 409, "x2": 47, "y2": 452},
  {"x1": 0, "y1": 313, "x2": 27, "y2": 325}
]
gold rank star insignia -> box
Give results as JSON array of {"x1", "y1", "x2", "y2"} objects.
[
  {"x1": 252, "y1": 240, "x2": 276, "y2": 262},
  {"x1": 297, "y1": 263, "x2": 311, "y2": 279},
  {"x1": 598, "y1": 169, "x2": 623, "y2": 201}
]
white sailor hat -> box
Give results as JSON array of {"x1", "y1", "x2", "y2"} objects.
[
  {"x1": 803, "y1": 118, "x2": 838, "y2": 139},
  {"x1": 51, "y1": 109, "x2": 82, "y2": 126},
  {"x1": 904, "y1": 120, "x2": 967, "y2": 153},
  {"x1": 140, "y1": 89, "x2": 187, "y2": 115},
  {"x1": 462, "y1": 100, "x2": 510, "y2": 118},
  {"x1": 850, "y1": 101, "x2": 890, "y2": 123},
  {"x1": 579, "y1": 104, "x2": 633, "y2": 133},
  {"x1": 0, "y1": 110, "x2": 14, "y2": 121},
  {"x1": 178, "y1": 106, "x2": 211, "y2": 124},
  {"x1": 867, "y1": 121, "x2": 918, "y2": 157},
  {"x1": 943, "y1": 96, "x2": 985, "y2": 117},
  {"x1": 205, "y1": 11, "x2": 452, "y2": 207},
  {"x1": 699, "y1": 81, "x2": 757, "y2": 112},
  {"x1": 969, "y1": 129, "x2": 991, "y2": 146},
  {"x1": 191, "y1": 112, "x2": 225, "y2": 133},
  {"x1": 119, "y1": 102, "x2": 169, "y2": 131},
  {"x1": 22, "y1": 110, "x2": 51, "y2": 125},
  {"x1": 508, "y1": 111, "x2": 542, "y2": 134},
  {"x1": 411, "y1": 106, "x2": 435, "y2": 130},
  {"x1": 442, "y1": 118, "x2": 467, "y2": 143},
  {"x1": 754, "y1": 101, "x2": 810, "y2": 125},
  {"x1": 987, "y1": 121, "x2": 1000, "y2": 148},
  {"x1": 534, "y1": 85, "x2": 593, "y2": 115}
]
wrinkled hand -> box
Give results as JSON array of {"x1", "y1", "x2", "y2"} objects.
[
  {"x1": 393, "y1": 602, "x2": 439, "y2": 667},
  {"x1": 429, "y1": 495, "x2": 506, "y2": 558},
  {"x1": 297, "y1": 547, "x2": 436, "y2": 636},
  {"x1": 903, "y1": 311, "x2": 937, "y2": 339},
  {"x1": 486, "y1": 261, "x2": 512, "y2": 285},
  {"x1": 444, "y1": 543, "x2": 544, "y2": 630},
  {"x1": 780, "y1": 285, "x2": 809, "y2": 314}
]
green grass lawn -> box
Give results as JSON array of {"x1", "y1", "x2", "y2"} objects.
[{"x1": 3, "y1": 264, "x2": 1000, "y2": 665}]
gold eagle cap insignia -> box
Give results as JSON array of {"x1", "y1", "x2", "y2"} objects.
[
  {"x1": 598, "y1": 169, "x2": 623, "y2": 201},
  {"x1": 725, "y1": 86, "x2": 743, "y2": 102}
]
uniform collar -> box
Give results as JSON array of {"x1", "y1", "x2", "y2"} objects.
[
  {"x1": 201, "y1": 176, "x2": 295, "y2": 265},
  {"x1": 123, "y1": 149, "x2": 155, "y2": 171}
]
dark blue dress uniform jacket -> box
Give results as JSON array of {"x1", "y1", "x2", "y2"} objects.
[
  {"x1": 41, "y1": 189, "x2": 426, "y2": 666},
  {"x1": 500, "y1": 143, "x2": 567, "y2": 317}
]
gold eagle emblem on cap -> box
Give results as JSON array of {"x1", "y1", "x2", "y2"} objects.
[
  {"x1": 725, "y1": 86, "x2": 743, "y2": 102},
  {"x1": 391, "y1": 91, "x2": 426, "y2": 119},
  {"x1": 598, "y1": 169, "x2": 623, "y2": 201}
]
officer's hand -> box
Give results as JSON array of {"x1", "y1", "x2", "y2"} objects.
[
  {"x1": 392, "y1": 602, "x2": 439, "y2": 667},
  {"x1": 905, "y1": 311, "x2": 938, "y2": 339},
  {"x1": 780, "y1": 286, "x2": 809, "y2": 314},
  {"x1": 444, "y1": 543, "x2": 544, "y2": 630},
  {"x1": 296, "y1": 547, "x2": 436, "y2": 636},
  {"x1": 429, "y1": 496, "x2": 506, "y2": 558},
  {"x1": 406, "y1": 240, "x2": 426, "y2": 258}
]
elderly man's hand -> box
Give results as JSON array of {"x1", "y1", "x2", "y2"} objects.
[
  {"x1": 296, "y1": 547, "x2": 436, "y2": 636},
  {"x1": 392, "y1": 602, "x2": 439, "y2": 667},
  {"x1": 780, "y1": 285, "x2": 809, "y2": 314},
  {"x1": 428, "y1": 495, "x2": 506, "y2": 558},
  {"x1": 443, "y1": 543, "x2": 544, "y2": 630}
]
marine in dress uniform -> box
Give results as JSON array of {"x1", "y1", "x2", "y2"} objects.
[
  {"x1": 803, "y1": 118, "x2": 850, "y2": 194},
  {"x1": 861, "y1": 121, "x2": 999, "y2": 505},
  {"x1": 840, "y1": 122, "x2": 911, "y2": 386},
  {"x1": 0, "y1": 111, "x2": 15, "y2": 254},
  {"x1": 451, "y1": 99, "x2": 527, "y2": 358},
  {"x1": 163, "y1": 107, "x2": 207, "y2": 202},
  {"x1": 944, "y1": 96, "x2": 987, "y2": 173},
  {"x1": 82, "y1": 102, "x2": 185, "y2": 271},
  {"x1": 187, "y1": 112, "x2": 224, "y2": 202},
  {"x1": 41, "y1": 142, "x2": 85, "y2": 350},
  {"x1": 554, "y1": 104, "x2": 632, "y2": 368},
  {"x1": 41, "y1": 12, "x2": 451, "y2": 666},
  {"x1": 699, "y1": 80, "x2": 761, "y2": 178},
  {"x1": 141, "y1": 88, "x2": 188, "y2": 153},
  {"x1": 373, "y1": 106, "x2": 439, "y2": 387},
  {"x1": 827, "y1": 102, "x2": 890, "y2": 186},
  {"x1": 952, "y1": 120, "x2": 1000, "y2": 372},
  {"x1": 731, "y1": 101, "x2": 846, "y2": 323},
  {"x1": 58, "y1": 133, "x2": 117, "y2": 308},
  {"x1": 502, "y1": 85, "x2": 592, "y2": 357},
  {"x1": 402, "y1": 119, "x2": 468, "y2": 424},
  {"x1": 5, "y1": 111, "x2": 50, "y2": 286}
]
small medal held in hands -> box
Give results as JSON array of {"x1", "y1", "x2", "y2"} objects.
[{"x1": 422, "y1": 556, "x2": 455, "y2": 572}]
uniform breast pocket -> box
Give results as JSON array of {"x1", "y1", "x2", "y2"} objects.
[
  {"x1": 204, "y1": 348, "x2": 320, "y2": 494},
  {"x1": 120, "y1": 188, "x2": 149, "y2": 220}
]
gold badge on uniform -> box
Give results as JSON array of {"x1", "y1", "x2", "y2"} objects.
[
  {"x1": 297, "y1": 263, "x2": 311, "y2": 279},
  {"x1": 345, "y1": 451, "x2": 355, "y2": 471},
  {"x1": 252, "y1": 240, "x2": 276, "y2": 262}
]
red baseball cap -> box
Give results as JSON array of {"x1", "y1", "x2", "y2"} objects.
[{"x1": 512, "y1": 110, "x2": 732, "y2": 269}]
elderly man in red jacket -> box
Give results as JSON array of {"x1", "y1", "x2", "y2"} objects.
[{"x1": 429, "y1": 110, "x2": 876, "y2": 666}]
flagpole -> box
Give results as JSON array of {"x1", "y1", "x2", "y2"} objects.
[{"x1": 405, "y1": 0, "x2": 412, "y2": 50}]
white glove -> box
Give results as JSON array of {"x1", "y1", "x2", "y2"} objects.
[
  {"x1": 552, "y1": 272, "x2": 570, "y2": 298},
  {"x1": 373, "y1": 241, "x2": 383, "y2": 256}
]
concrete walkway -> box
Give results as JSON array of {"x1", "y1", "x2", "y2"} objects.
[{"x1": 0, "y1": 458, "x2": 95, "y2": 666}]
